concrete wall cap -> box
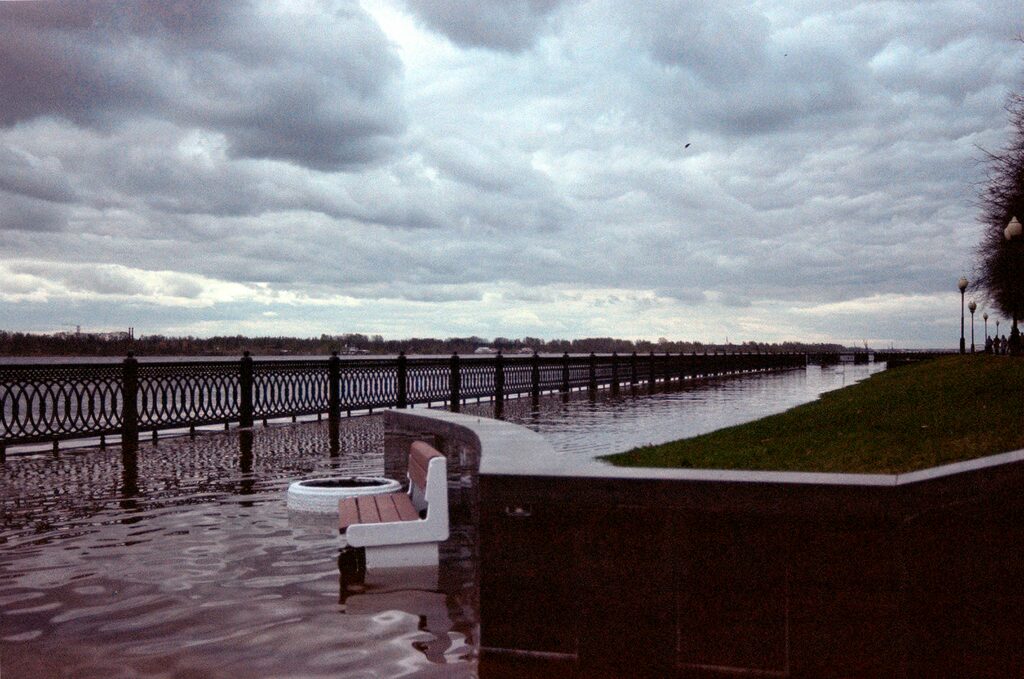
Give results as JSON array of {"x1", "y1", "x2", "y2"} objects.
[{"x1": 384, "y1": 409, "x2": 1024, "y2": 488}]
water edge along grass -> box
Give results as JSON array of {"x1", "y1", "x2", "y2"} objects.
[{"x1": 603, "y1": 355, "x2": 1024, "y2": 474}]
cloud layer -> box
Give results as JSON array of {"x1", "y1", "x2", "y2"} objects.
[{"x1": 0, "y1": 0, "x2": 1020, "y2": 348}]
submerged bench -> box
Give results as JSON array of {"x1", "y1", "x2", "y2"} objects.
[{"x1": 339, "y1": 441, "x2": 449, "y2": 568}]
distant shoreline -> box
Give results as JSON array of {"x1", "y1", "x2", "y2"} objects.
[{"x1": 0, "y1": 330, "x2": 855, "y2": 359}]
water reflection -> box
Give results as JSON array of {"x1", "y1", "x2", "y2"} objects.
[
  {"x1": 119, "y1": 448, "x2": 139, "y2": 505},
  {"x1": 462, "y1": 363, "x2": 885, "y2": 459},
  {"x1": 335, "y1": 556, "x2": 455, "y2": 663}
]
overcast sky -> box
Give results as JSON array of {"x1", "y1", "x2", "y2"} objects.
[{"x1": 1, "y1": 0, "x2": 1021, "y2": 348}]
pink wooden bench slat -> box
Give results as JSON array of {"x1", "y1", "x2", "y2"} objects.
[
  {"x1": 392, "y1": 492, "x2": 420, "y2": 521},
  {"x1": 376, "y1": 493, "x2": 401, "y2": 523},
  {"x1": 409, "y1": 441, "x2": 442, "y2": 490},
  {"x1": 339, "y1": 498, "x2": 361, "y2": 532},
  {"x1": 339, "y1": 492, "x2": 420, "y2": 531},
  {"x1": 409, "y1": 461, "x2": 427, "y2": 492},
  {"x1": 356, "y1": 495, "x2": 380, "y2": 523}
]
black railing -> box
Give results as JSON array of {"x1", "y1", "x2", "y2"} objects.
[{"x1": 0, "y1": 350, "x2": 806, "y2": 456}]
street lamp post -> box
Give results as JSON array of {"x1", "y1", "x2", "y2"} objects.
[
  {"x1": 958, "y1": 277, "x2": 968, "y2": 354},
  {"x1": 969, "y1": 300, "x2": 977, "y2": 353},
  {"x1": 1005, "y1": 216, "x2": 1023, "y2": 241},
  {"x1": 1008, "y1": 217, "x2": 1023, "y2": 355},
  {"x1": 983, "y1": 312, "x2": 989, "y2": 352}
]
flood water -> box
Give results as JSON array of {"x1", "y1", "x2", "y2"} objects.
[
  {"x1": 1, "y1": 364, "x2": 879, "y2": 678},
  {"x1": 0, "y1": 419, "x2": 485, "y2": 678},
  {"x1": 461, "y1": 363, "x2": 884, "y2": 457}
]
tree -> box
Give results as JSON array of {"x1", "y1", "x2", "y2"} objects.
[{"x1": 977, "y1": 91, "x2": 1024, "y2": 351}]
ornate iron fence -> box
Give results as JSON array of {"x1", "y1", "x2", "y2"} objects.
[
  {"x1": 0, "y1": 350, "x2": 807, "y2": 456},
  {"x1": 138, "y1": 361, "x2": 242, "y2": 431},
  {"x1": 253, "y1": 359, "x2": 329, "y2": 421},
  {"x1": 0, "y1": 362, "x2": 124, "y2": 446}
]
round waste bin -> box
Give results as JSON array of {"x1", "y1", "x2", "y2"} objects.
[{"x1": 286, "y1": 476, "x2": 402, "y2": 513}]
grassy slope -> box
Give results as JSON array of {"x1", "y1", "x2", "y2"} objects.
[{"x1": 602, "y1": 355, "x2": 1024, "y2": 474}]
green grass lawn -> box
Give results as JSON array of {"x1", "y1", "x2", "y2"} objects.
[{"x1": 602, "y1": 355, "x2": 1024, "y2": 474}]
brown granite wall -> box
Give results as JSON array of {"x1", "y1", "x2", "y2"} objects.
[{"x1": 385, "y1": 410, "x2": 1024, "y2": 678}]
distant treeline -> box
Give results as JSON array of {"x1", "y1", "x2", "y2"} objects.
[{"x1": 0, "y1": 331, "x2": 851, "y2": 357}]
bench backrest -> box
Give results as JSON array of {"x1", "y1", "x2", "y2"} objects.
[{"x1": 408, "y1": 441, "x2": 446, "y2": 516}]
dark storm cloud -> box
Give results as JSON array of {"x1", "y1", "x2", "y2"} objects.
[
  {"x1": 401, "y1": 0, "x2": 566, "y2": 51},
  {"x1": 0, "y1": 191, "x2": 68, "y2": 232},
  {"x1": 653, "y1": 288, "x2": 708, "y2": 305},
  {"x1": 628, "y1": 0, "x2": 770, "y2": 84},
  {"x1": 0, "y1": 0, "x2": 405, "y2": 170},
  {"x1": 619, "y1": 1, "x2": 866, "y2": 138},
  {"x1": 0, "y1": 145, "x2": 78, "y2": 204}
]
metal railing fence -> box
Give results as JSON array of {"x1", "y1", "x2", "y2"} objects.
[{"x1": 0, "y1": 350, "x2": 806, "y2": 456}]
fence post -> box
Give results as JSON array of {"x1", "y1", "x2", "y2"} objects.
[
  {"x1": 397, "y1": 351, "x2": 408, "y2": 409},
  {"x1": 648, "y1": 351, "x2": 656, "y2": 390},
  {"x1": 561, "y1": 352, "x2": 570, "y2": 393},
  {"x1": 240, "y1": 351, "x2": 254, "y2": 428},
  {"x1": 449, "y1": 353, "x2": 460, "y2": 412},
  {"x1": 328, "y1": 351, "x2": 340, "y2": 421},
  {"x1": 630, "y1": 351, "x2": 638, "y2": 387},
  {"x1": 588, "y1": 353, "x2": 597, "y2": 392},
  {"x1": 495, "y1": 351, "x2": 505, "y2": 410},
  {"x1": 611, "y1": 352, "x2": 620, "y2": 395},
  {"x1": 122, "y1": 352, "x2": 138, "y2": 447},
  {"x1": 531, "y1": 352, "x2": 541, "y2": 400}
]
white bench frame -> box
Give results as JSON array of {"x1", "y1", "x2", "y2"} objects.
[{"x1": 341, "y1": 442, "x2": 449, "y2": 568}]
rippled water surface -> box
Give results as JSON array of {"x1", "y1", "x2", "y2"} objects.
[
  {"x1": 1, "y1": 364, "x2": 881, "y2": 677},
  {"x1": 463, "y1": 363, "x2": 885, "y2": 458},
  {"x1": 1, "y1": 420, "x2": 477, "y2": 678}
]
